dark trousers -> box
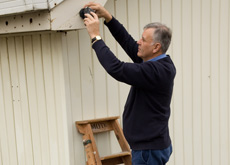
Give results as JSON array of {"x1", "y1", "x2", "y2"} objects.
[{"x1": 131, "y1": 144, "x2": 172, "y2": 165}]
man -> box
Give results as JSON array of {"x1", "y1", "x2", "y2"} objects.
[{"x1": 83, "y1": 2, "x2": 176, "y2": 165}]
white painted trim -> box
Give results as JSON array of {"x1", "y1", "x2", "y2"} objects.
[
  {"x1": 50, "y1": 0, "x2": 107, "y2": 31},
  {"x1": 0, "y1": 5, "x2": 34, "y2": 16},
  {"x1": 0, "y1": 0, "x2": 107, "y2": 34},
  {"x1": 0, "y1": 11, "x2": 51, "y2": 34}
]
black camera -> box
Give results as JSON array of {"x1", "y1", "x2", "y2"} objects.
[{"x1": 79, "y1": 7, "x2": 95, "y2": 19}]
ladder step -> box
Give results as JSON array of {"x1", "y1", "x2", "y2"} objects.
[
  {"x1": 76, "y1": 116, "x2": 120, "y2": 134},
  {"x1": 76, "y1": 116, "x2": 119, "y2": 125},
  {"x1": 101, "y1": 151, "x2": 131, "y2": 165}
]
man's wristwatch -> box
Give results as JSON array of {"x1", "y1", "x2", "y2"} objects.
[{"x1": 91, "y1": 36, "x2": 102, "y2": 44}]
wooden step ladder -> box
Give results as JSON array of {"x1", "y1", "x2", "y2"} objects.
[{"x1": 76, "y1": 116, "x2": 132, "y2": 165}]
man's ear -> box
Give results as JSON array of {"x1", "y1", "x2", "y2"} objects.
[{"x1": 152, "y1": 43, "x2": 162, "y2": 54}]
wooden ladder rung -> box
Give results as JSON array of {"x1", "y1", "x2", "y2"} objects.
[
  {"x1": 101, "y1": 151, "x2": 131, "y2": 164},
  {"x1": 76, "y1": 116, "x2": 120, "y2": 134},
  {"x1": 76, "y1": 116, "x2": 119, "y2": 125}
]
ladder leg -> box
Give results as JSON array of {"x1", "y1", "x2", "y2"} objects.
[
  {"x1": 111, "y1": 120, "x2": 130, "y2": 152},
  {"x1": 83, "y1": 134, "x2": 97, "y2": 165},
  {"x1": 111, "y1": 120, "x2": 132, "y2": 164},
  {"x1": 122, "y1": 156, "x2": 132, "y2": 165},
  {"x1": 84, "y1": 124, "x2": 102, "y2": 165}
]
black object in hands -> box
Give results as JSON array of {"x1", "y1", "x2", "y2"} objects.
[{"x1": 79, "y1": 7, "x2": 95, "y2": 19}]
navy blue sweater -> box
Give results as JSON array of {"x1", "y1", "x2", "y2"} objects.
[{"x1": 92, "y1": 17, "x2": 176, "y2": 150}]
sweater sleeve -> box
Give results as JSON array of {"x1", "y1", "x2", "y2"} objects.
[
  {"x1": 104, "y1": 17, "x2": 142, "y2": 63},
  {"x1": 92, "y1": 40, "x2": 172, "y2": 90}
]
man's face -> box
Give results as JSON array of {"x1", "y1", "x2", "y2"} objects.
[{"x1": 137, "y1": 28, "x2": 156, "y2": 61}]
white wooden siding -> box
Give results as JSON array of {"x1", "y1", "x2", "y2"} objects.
[
  {"x1": 0, "y1": 0, "x2": 64, "y2": 15},
  {"x1": 0, "y1": 33, "x2": 70, "y2": 165},
  {"x1": 0, "y1": 0, "x2": 47, "y2": 15},
  {"x1": 0, "y1": 0, "x2": 230, "y2": 165}
]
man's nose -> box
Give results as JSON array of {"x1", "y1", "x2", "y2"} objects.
[{"x1": 137, "y1": 39, "x2": 141, "y2": 45}]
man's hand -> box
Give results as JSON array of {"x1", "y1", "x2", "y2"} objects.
[
  {"x1": 84, "y1": 2, "x2": 112, "y2": 23},
  {"x1": 84, "y1": 12, "x2": 100, "y2": 39}
]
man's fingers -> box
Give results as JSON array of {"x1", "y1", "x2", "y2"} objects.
[
  {"x1": 84, "y1": 12, "x2": 98, "y2": 22},
  {"x1": 90, "y1": 12, "x2": 98, "y2": 19},
  {"x1": 83, "y1": 19, "x2": 88, "y2": 26},
  {"x1": 84, "y1": 13, "x2": 94, "y2": 21},
  {"x1": 83, "y1": 2, "x2": 92, "y2": 8},
  {"x1": 84, "y1": 2, "x2": 99, "y2": 10}
]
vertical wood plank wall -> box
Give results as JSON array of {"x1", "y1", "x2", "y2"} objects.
[
  {"x1": 0, "y1": 0, "x2": 229, "y2": 165},
  {"x1": 0, "y1": 33, "x2": 70, "y2": 165}
]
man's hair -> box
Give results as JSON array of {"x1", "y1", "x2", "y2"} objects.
[{"x1": 144, "y1": 22, "x2": 172, "y2": 53}]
